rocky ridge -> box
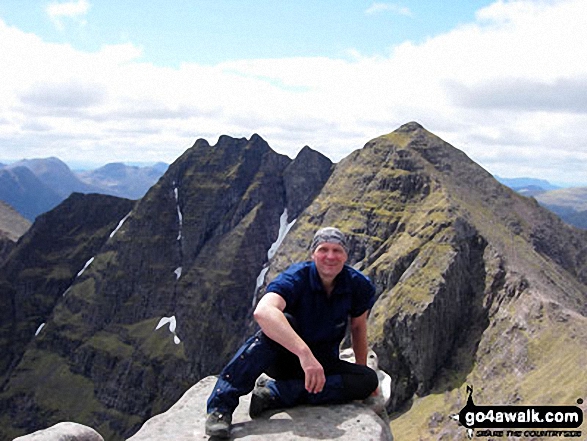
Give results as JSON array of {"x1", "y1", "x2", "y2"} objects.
[
  {"x1": 264, "y1": 122, "x2": 587, "y2": 439},
  {"x1": 127, "y1": 375, "x2": 393, "y2": 441},
  {"x1": 0, "y1": 135, "x2": 333, "y2": 441}
]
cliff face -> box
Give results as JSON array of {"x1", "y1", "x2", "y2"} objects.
[
  {"x1": 0, "y1": 193, "x2": 135, "y2": 387},
  {"x1": 1, "y1": 124, "x2": 586, "y2": 441},
  {"x1": 0, "y1": 135, "x2": 333, "y2": 441}
]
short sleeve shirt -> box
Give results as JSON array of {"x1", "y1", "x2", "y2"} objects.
[{"x1": 266, "y1": 261, "x2": 375, "y2": 359}]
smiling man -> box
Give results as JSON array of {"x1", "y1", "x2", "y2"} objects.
[{"x1": 206, "y1": 227, "x2": 379, "y2": 438}]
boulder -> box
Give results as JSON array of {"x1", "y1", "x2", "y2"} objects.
[
  {"x1": 127, "y1": 376, "x2": 393, "y2": 440},
  {"x1": 13, "y1": 422, "x2": 104, "y2": 441}
]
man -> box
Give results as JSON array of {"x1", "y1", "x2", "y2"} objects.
[{"x1": 206, "y1": 227, "x2": 379, "y2": 438}]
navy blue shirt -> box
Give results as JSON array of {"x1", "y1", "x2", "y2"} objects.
[{"x1": 266, "y1": 261, "x2": 375, "y2": 359}]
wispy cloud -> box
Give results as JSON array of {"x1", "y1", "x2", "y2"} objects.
[
  {"x1": 365, "y1": 2, "x2": 413, "y2": 17},
  {"x1": 46, "y1": 0, "x2": 91, "y2": 30}
]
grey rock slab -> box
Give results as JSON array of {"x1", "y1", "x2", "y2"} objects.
[
  {"x1": 13, "y1": 422, "x2": 104, "y2": 441},
  {"x1": 127, "y1": 376, "x2": 393, "y2": 440}
]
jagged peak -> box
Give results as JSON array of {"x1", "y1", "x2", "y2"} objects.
[
  {"x1": 295, "y1": 145, "x2": 331, "y2": 163},
  {"x1": 249, "y1": 133, "x2": 265, "y2": 144},
  {"x1": 190, "y1": 138, "x2": 210, "y2": 149},
  {"x1": 209, "y1": 134, "x2": 271, "y2": 153},
  {"x1": 395, "y1": 121, "x2": 425, "y2": 133}
]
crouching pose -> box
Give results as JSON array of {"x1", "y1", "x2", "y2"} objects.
[{"x1": 206, "y1": 227, "x2": 379, "y2": 438}]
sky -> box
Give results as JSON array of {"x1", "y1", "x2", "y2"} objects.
[{"x1": 0, "y1": 0, "x2": 586, "y2": 186}]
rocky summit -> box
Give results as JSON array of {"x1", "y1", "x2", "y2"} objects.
[
  {"x1": 1, "y1": 123, "x2": 586, "y2": 441},
  {"x1": 127, "y1": 376, "x2": 393, "y2": 441}
]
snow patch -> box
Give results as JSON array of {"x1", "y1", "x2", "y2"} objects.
[
  {"x1": 253, "y1": 209, "x2": 297, "y2": 306},
  {"x1": 77, "y1": 257, "x2": 95, "y2": 277},
  {"x1": 109, "y1": 212, "x2": 131, "y2": 238},
  {"x1": 256, "y1": 267, "x2": 269, "y2": 291},
  {"x1": 254, "y1": 267, "x2": 270, "y2": 307},
  {"x1": 155, "y1": 315, "x2": 181, "y2": 345},
  {"x1": 35, "y1": 323, "x2": 45, "y2": 336},
  {"x1": 267, "y1": 209, "x2": 296, "y2": 260},
  {"x1": 174, "y1": 186, "x2": 183, "y2": 241}
]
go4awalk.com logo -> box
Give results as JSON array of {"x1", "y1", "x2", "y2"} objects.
[{"x1": 451, "y1": 386, "x2": 584, "y2": 439}]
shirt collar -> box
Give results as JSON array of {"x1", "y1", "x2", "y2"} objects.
[{"x1": 309, "y1": 261, "x2": 352, "y2": 295}]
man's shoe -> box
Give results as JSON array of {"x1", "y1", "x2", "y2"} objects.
[
  {"x1": 249, "y1": 385, "x2": 279, "y2": 419},
  {"x1": 205, "y1": 411, "x2": 232, "y2": 438}
]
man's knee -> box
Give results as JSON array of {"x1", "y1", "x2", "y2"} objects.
[{"x1": 342, "y1": 365, "x2": 379, "y2": 400}]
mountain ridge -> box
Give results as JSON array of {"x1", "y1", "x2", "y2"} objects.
[
  {"x1": 0, "y1": 134, "x2": 334, "y2": 440},
  {"x1": 262, "y1": 122, "x2": 587, "y2": 439}
]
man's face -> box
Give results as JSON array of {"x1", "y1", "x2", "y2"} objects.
[{"x1": 311, "y1": 242, "x2": 348, "y2": 280}]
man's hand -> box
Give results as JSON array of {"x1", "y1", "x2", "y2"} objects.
[
  {"x1": 254, "y1": 293, "x2": 326, "y2": 394},
  {"x1": 299, "y1": 351, "x2": 325, "y2": 394}
]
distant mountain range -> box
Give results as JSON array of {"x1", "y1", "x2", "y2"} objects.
[
  {"x1": 1, "y1": 156, "x2": 586, "y2": 232},
  {"x1": 495, "y1": 176, "x2": 587, "y2": 229},
  {"x1": 494, "y1": 176, "x2": 560, "y2": 196},
  {"x1": 0, "y1": 159, "x2": 168, "y2": 221}
]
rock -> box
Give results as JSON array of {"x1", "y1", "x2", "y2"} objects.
[
  {"x1": 13, "y1": 422, "x2": 104, "y2": 441},
  {"x1": 127, "y1": 376, "x2": 393, "y2": 441},
  {"x1": 283, "y1": 145, "x2": 333, "y2": 219}
]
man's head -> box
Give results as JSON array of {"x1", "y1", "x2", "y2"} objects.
[
  {"x1": 310, "y1": 227, "x2": 348, "y2": 282},
  {"x1": 310, "y1": 227, "x2": 349, "y2": 255}
]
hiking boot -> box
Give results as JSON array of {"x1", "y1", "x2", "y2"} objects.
[
  {"x1": 249, "y1": 384, "x2": 279, "y2": 419},
  {"x1": 205, "y1": 411, "x2": 232, "y2": 438}
]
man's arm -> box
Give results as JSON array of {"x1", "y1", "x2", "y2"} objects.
[
  {"x1": 253, "y1": 292, "x2": 326, "y2": 394},
  {"x1": 350, "y1": 310, "x2": 369, "y2": 366},
  {"x1": 351, "y1": 310, "x2": 380, "y2": 396}
]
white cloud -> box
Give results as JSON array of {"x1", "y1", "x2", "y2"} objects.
[
  {"x1": 46, "y1": 0, "x2": 91, "y2": 30},
  {"x1": 365, "y1": 2, "x2": 413, "y2": 17},
  {"x1": 1, "y1": 0, "x2": 587, "y2": 186}
]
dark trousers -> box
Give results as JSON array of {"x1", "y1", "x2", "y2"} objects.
[{"x1": 207, "y1": 326, "x2": 378, "y2": 415}]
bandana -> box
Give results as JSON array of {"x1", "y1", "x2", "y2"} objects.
[{"x1": 310, "y1": 227, "x2": 349, "y2": 254}]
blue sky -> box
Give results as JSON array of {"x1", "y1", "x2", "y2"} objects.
[
  {"x1": 1, "y1": 0, "x2": 587, "y2": 186},
  {"x1": 0, "y1": 1, "x2": 493, "y2": 65}
]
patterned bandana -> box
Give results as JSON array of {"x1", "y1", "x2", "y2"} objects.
[{"x1": 310, "y1": 227, "x2": 349, "y2": 254}]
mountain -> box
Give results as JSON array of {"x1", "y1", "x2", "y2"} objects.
[
  {"x1": 267, "y1": 123, "x2": 587, "y2": 439},
  {"x1": 0, "y1": 201, "x2": 31, "y2": 264},
  {"x1": 77, "y1": 162, "x2": 169, "y2": 200},
  {"x1": 0, "y1": 159, "x2": 167, "y2": 221},
  {"x1": 0, "y1": 166, "x2": 64, "y2": 221},
  {"x1": 495, "y1": 176, "x2": 559, "y2": 196},
  {"x1": 0, "y1": 200, "x2": 30, "y2": 242},
  {"x1": 533, "y1": 187, "x2": 587, "y2": 229},
  {"x1": 1, "y1": 124, "x2": 586, "y2": 441},
  {"x1": 495, "y1": 177, "x2": 587, "y2": 229},
  {"x1": 0, "y1": 193, "x2": 135, "y2": 389},
  {"x1": 7, "y1": 157, "x2": 100, "y2": 198},
  {"x1": 0, "y1": 135, "x2": 333, "y2": 441}
]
